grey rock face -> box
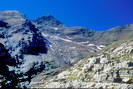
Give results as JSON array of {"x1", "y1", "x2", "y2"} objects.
[{"x1": 0, "y1": 11, "x2": 52, "y2": 88}]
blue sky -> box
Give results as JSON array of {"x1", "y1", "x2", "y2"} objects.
[{"x1": 0, "y1": 0, "x2": 133, "y2": 30}]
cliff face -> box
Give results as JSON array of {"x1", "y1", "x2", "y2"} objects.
[{"x1": 0, "y1": 11, "x2": 51, "y2": 88}]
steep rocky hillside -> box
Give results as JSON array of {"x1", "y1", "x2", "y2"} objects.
[
  {"x1": 34, "y1": 15, "x2": 104, "y2": 66},
  {"x1": 34, "y1": 15, "x2": 133, "y2": 66},
  {"x1": 0, "y1": 10, "x2": 103, "y2": 88},
  {"x1": 0, "y1": 10, "x2": 133, "y2": 88},
  {"x1": 30, "y1": 39, "x2": 133, "y2": 89},
  {"x1": 0, "y1": 11, "x2": 53, "y2": 88}
]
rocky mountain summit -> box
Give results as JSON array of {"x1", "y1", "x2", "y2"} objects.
[
  {"x1": 0, "y1": 10, "x2": 133, "y2": 88},
  {"x1": 34, "y1": 14, "x2": 105, "y2": 66},
  {"x1": 34, "y1": 15, "x2": 133, "y2": 67}
]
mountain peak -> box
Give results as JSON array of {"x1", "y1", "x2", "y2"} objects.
[
  {"x1": 0, "y1": 10, "x2": 26, "y2": 25},
  {"x1": 35, "y1": 14, "x2": 63, "y2": 27},
  {"x1": 0, "y1": 10, "x2": 21, "y2": 14},
  {"x1": 0, "y1": 10, "x2": 25, "y2": 17}
]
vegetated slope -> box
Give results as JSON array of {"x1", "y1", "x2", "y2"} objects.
[{"x1": 31, "y1": 38, "x2": 133, "y2": 89}]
